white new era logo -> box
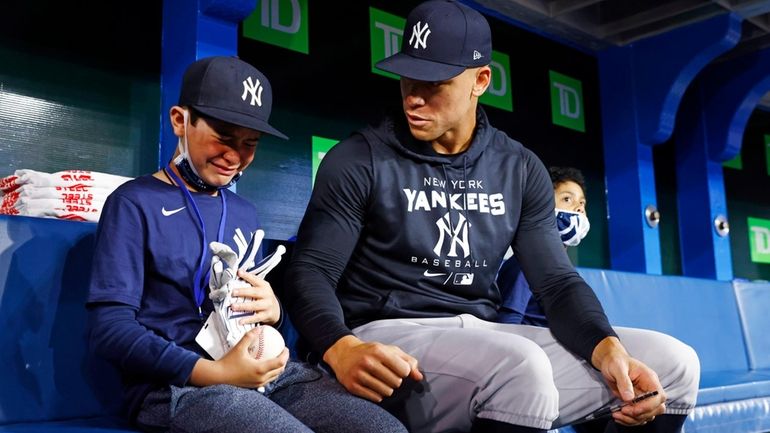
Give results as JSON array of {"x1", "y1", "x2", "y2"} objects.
[
  {"x1": 473, "y1": 50, "x2": 482, "y2": 60},
  {"x1": 242, "y1": 76, "x2": 263, "y2": 107},
  {"x1": 409, "y1": 21, "x2": 431, "y2": 49}
]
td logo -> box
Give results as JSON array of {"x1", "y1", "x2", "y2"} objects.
[
  {"x1": 549, "y1": 70, "x2": 585, "y2": 132},
  {"x1": 242, "y1": 0, "x2": 309, "y2": 54},
  {"x1": 479, "y1": 51, "x2": 512, "y2": 112},
  {"x1": 748, "y1": 217, "x2": 770, "y2": 264},
  {"x1": 311, "y1": 136, "x2": 339, "y2": 186},
  {"x1": 370, "y1": 7, "x2": 406, "y2": 80}
]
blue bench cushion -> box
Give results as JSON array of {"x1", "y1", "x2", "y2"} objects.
[
  {"x1": 577, "y1": 268, "x2": 750, "y2": 375},
  {"x1": 686, "y1": 396, "x2": 770, "y2": 433},
  {"x1": 577, "y1": 267, "x2": 770, "y2": 433},
  {"x1": 0, "y1": 216, "x2": 125, "y2": 425},
  {"x1": 733, "y1": 280, "x2": 770, "y2": 370},
  {"x1": 698, "y1": 370, "x2": 770, "y2": 405}
]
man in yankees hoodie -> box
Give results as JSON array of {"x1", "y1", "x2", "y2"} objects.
[{"x1": 285, "y1": 1, "x2": 700, "y2": 432}]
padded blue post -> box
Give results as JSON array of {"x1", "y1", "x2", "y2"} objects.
[
  {"x1": 598, "y1": 14, "x2": 741, "y2": 274},
  {"x1": 676, "y1": 47, "x2": 770, "y2": 280},
  {"x1": 674, "y1": 106, "x2": 732, "y2": 280},
  {"x1": 159, "y1": 0, "x2": 258, "y2": 168}
]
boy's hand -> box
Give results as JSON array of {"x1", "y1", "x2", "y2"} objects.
[
  {"x1": 191, "y1": 327, "x2": 289, "y2": 388},
  {"x1": 228, "y1": 270, "x2": 281, "y2": 326}
]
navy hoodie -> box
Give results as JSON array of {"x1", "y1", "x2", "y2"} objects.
[{"x1": 286, "y1": 107, "x2": 615, "y2": 362}]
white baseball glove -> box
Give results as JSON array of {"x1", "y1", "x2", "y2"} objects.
[{"x1": 207, "y1": 229, "x2": 286, "y2": 351}]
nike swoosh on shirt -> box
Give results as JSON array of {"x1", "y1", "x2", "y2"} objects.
[
  {"x1": 161, "y1": 206, "x2": 186, "y2": 216},
  {"x1": 423, "y1": 270, "x2": 446, "y2": 277}
]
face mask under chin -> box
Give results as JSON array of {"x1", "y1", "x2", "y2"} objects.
[
  {"x1": 555, "y1": 209, "x2": 590, "y2": 247},
  {"x1": 173, "y1": 112, "x2": 241, "y2": 192},
  {"x1": 172, "y1": 154, "x2": 242, "y2": 192}
]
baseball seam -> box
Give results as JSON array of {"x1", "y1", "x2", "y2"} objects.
[{"x1": 256, "y1": 329, "x2": 264, "y2": 358}]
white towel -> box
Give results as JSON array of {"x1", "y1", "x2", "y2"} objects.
[
  {"x1": 0, "y1": 169, "x2": 131, "y2": 222},
  {"x1": 1, "y1": 197, "x2": 106, "y2": 222},
  {"x1": 2, "y1": 184, "x2": 112, "y2": 202},
  {"x1": 1, "y1": 169, "x2": 131, "y2": 193}
]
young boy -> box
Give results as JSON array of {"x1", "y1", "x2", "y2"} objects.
[
  {"x1": 497, "y1": 166, "x2": 590, "y2": 326},
  {"x1": 86, "y1": 56, "x2": 407, "y2": 433}
]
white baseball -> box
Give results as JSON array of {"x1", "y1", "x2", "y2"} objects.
[{"x1": 249, "y1": 325, "x2": 285, "y2": 360}]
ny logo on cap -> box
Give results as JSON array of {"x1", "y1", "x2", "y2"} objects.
[
  {"x1": 242, "y1": 76, "x2": 263, "y2": 107},
  {"x1": 409, "y1": 21, "x2": 431, "y2": 49}
]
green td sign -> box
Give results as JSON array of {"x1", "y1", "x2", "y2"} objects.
[
  {"x1": 549, "y1": 70, "x2": 585, "y2": 132},
  {"x1": 723, "y1": 152, "x2": 743, "y2": 170},
  {"x1": 479, "y1": 51, "x2": 512, "y2": 112},
  {"x1": 243, "y1": 0, "x2": 309, "y2": 54},
  {"x1": 748, "y1": 217, "x2": 770, "y2": 264},
  {"x1": 369, "y1": 7, "x2": 405, "y2": 80},
  {"x1": 312, "y1": 136, "x2": 339, "y2": 186}
]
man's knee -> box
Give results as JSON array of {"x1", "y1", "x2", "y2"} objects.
[
  {"x1": 662, "y1": 338, "x2": 700, "y2": 406},
  {"x1": 472, "y1": 337, "x2": 560, "y2": 423},
  {"x1": 623, "y1": 329, "x2": 700, "y2": 408}
]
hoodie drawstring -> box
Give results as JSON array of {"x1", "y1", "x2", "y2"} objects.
[{"x1": 463, "y1": 155, "x2": 475, "y2": 265}]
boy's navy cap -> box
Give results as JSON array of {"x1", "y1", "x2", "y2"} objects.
[
  {"x1": 375, "y1": 0, "x2": 491, "y2": 82},
  {"x1": 179, "y1": 56, "x2": 288, "y2": 139}
]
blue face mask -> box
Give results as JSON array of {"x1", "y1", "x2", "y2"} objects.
[
  {"x1": 172, "y1": 109, "x2": 241, "y2": 192},
  {"x1": 555, "y1": 209, "x2": 590, "y2": 246}
]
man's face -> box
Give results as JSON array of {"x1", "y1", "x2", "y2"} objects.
[
  {"x1": 399, "y1": 67, "x2": 489, "y2": 146},
  {"x1": 554, "y1": 180, "x2": 586, "y2": 214},
  {"x1": 184, "y1": 112, "x2": 261, "y2": 188}
]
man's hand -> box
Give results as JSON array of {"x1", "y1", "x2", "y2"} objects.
[
  {"x1": 592, "y1": 336, "x2": 667, "y2": 426},
  {"x1": 228, "y1": 269, "x2": 281, "y2": 326},
  {"x1": 191, "y1": 327, "x2": 289, "y2": 388},
  {"x1": 324, "y1": 335, "x2": 424, "y2": 402}
]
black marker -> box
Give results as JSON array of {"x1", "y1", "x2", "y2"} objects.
[{"x1": 584, "y1": 390, "x2": 660, "y2": 421}]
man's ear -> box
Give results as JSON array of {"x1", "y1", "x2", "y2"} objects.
[
  {"x1": 472, "y1": 66, "x2": 492, "y2": 97},
  {"x1": 169, "y1": 106, "x2": 186, "y2": 138}
]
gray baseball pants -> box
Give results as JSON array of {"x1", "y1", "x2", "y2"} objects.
[{"x1": 353, "y1": 314, "x2": 700, "y2": 432}]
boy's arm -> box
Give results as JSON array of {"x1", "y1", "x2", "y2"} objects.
[
  {"x1": 87, "y1": 303, "x2": 200, "y2": 385},
  {"x1": 89, "y1": 303, "x2": 289, "y2": 388},
  {"x1": 87, "y1": 192, "x2": 200, "y2": 385}
]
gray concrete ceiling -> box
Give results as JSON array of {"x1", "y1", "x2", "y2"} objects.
[
  {"x1": 475, "y1": 0, "x2": 770, "y2": 50},
  {"x1": 473, "y1": 0, "x2": 770, "y2": 105}
]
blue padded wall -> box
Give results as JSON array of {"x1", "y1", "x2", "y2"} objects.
[{"x1": 0, "y1": 216, "x2": 122, "y2": 424}]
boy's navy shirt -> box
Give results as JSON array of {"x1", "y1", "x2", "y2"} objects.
[{"x1": 87, "y1": 174, "x2": 261, "y2": 420}]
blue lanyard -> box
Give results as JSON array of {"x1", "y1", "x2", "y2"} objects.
[{"x1": 165, "y1": 167, "x2": 227, "y2": 317}]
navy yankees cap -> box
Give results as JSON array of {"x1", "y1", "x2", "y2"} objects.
[
  {"x1": 179, "y1": 56, "x2": 288, "y2": 139},
  {"x1": 375, "y1": 0, "x2": 492, "y2": 82}
]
